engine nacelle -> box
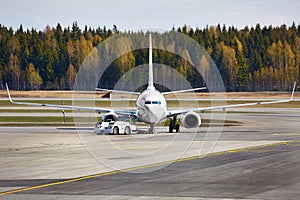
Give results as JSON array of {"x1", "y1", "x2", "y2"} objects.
[
  {"x1": 182, "y1": 111, "x2": 201, "y2": 128},
  {"x1": 102, "y1": 112, "x2": 118, "y2": 122}
]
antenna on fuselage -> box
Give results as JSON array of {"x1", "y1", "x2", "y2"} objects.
[{"x1": 147, "y1": 33, "x2": 155, "y2": 91}]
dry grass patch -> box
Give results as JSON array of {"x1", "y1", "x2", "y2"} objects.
[{"x1": 1, "y1": 90, "x2": 299, "y2": 99}]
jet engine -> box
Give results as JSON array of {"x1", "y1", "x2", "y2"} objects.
[
  {"x1": 102, "y1": 112, "x2": 118, "y2": 122},
  {"x1": 182, "y1": 111, "x2": 201, "y2": 128}
]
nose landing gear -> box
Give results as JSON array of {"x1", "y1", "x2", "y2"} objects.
[{"x1": 149, "y1": 123, "x2": 155, "y2": 134}]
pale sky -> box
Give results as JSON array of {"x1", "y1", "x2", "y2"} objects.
[{"x1": 0, "y1": 0, "x2": 299, "y2": 31}]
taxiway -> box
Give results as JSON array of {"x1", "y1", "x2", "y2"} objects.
[{"x1": 0, "y1": 108, "x2": 299, "y2": 199}]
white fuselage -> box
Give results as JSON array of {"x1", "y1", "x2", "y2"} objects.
[{"x1": 136, "y1": 89, "x2": 167, "y2": 124}]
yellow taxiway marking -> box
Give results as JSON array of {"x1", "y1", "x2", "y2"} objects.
[
  {"x1": 273, "y1": 133, "x2": 300, "y2": 136},
  {"x1": 0, "y1": 140, "x2": 295, "y2": 196}
]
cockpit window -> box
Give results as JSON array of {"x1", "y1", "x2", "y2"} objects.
[
  {"x1": 144, "y1": 101, "x2": 162, "y2": 105},
  {"x1": 152, "y1": 101, "x2": 161, "y2": 104}
]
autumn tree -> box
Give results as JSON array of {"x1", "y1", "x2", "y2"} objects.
[
  {"x1": 66, "y1": 63, "x2": 76, "y2": 89},
  {"x1": 221, "y1": 44, "x2": 237, "y2": 91},
  {"x1": 27, "y1": 63, "x2": 43, "y2": 89},
  {"x1": 7, "y1": 54, "x2": 21, "y2": 89},
  {"x1": 295, "y1": 36, "x2": 300, "y2": 80}
]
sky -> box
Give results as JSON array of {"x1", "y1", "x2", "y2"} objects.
[{"x1": 0, "y1": 0, "x2": 299, "y2": 31}]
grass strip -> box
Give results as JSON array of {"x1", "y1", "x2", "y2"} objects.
[
  {"x1": 1, "y1": 99, "x2": 298, "y2": 108},
  {"x1": 0, "y1": 116, "x2": 102, "y2": 123}
]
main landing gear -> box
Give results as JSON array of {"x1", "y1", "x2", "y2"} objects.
[{"x1": 169, "y1": 116, "x2": 180, "y2": 133}]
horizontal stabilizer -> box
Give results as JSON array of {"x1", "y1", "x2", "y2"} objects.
[
  {"x1": 95, "y1": 88, "x2": 140, "y2": 95},
  {"x1": 162, "y1": 87, "x2": 207, "y2": 95}
]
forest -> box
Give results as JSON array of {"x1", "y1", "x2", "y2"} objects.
[{"x1": 0, "y1": 22, "x2": 299, "y2": 91}]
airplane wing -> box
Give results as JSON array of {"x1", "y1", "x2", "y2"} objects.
[
  {"x1": 6, "y1": 83, "x2": 136, "y2": 115},
  {"x1": 167, "y1": 82, "x2": 296, "y2": 117}
]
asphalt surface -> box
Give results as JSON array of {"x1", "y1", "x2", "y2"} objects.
[
  {"x1": 0, "y1": 108, "x2": 299, "y2": 199},
  {"x1": 2, "y1": 141, "x2": 299, "y2": 200}
]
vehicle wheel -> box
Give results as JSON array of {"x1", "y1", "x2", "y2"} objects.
[
  {"x1": 175, "y1": 124, "x2": 180, "y2": 133},
  {"x1": 124, "y1": 126, "x2": 131, "y2": 135},
  {"x1": 113, "y1": 127, "x2": 119, "y2": 134}
]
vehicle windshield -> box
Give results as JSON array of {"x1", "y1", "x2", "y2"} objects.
[{"x1": 116, "y1": 116, "x2": 130, "y2": 121}]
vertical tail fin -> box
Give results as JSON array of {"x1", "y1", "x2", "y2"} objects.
[{"x1": 147, "y1": 34, "x2": 155, "y2": 90}]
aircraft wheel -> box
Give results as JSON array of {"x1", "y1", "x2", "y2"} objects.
[
  {"x1": 175, "y1": 124, "x2": 180, "y2": 133},
  {"x1": 113, "y1": 127, "x2": 119, "y2": 134},
  {"x1": 124, "y1": 126, "x2": 131, "y2": 135},
  {"x1": 169, "y1": 124, "x2": 173, "y2": 133}
]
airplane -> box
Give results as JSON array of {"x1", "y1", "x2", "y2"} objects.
[{"x1": 6, "y1": 34, "x2": 296, "y2": 134}]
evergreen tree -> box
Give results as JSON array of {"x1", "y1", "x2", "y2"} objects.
[{"x1": 0, "y1": 22, "x2": 299, "y2": 91}]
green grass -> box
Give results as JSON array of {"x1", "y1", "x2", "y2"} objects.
[
  {"x1": 1, "y1": 99, "x2": 298, "y2": 108},
  {"x1": 163, "y1": 118, "x2": 241, "y2": 127},
  {"x1": 0, "y1": 100, "x2": 113, "y2": 107},
  {"x1": 0, "y1": 115, "x2": 102, "y2": 127},
  {"x1": 0, "y1": 97, "x2": 297, "y2": 127},
  {"x1": 0, "y1": 115, "x2": 240, "y2": 127},
  {"x1": 0, "y1": 116, "x2": 74, "y2": 123},
  {"x1": 201, "y1": 119, "x2": 242, "y2": 127},
  {"x1": 0, "y1": 123, "x2": 77, "y2": 127},
  {"x1": 0, "y1": 109, "x2": 73, "y2": 113},
  {"x1": 0, "y1": 116, "x2": 101, "y2": 123}
]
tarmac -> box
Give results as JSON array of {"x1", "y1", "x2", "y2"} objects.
[{"x1": 0, "y1": 107, "x2": 299, "y2": 199}]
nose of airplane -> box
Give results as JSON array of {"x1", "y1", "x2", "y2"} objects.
[{"x1": 144, "y1": 104, "x2": 166, "y2": 124}]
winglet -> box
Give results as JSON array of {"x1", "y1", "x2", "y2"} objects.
[
  {"x1": 290, "y1": 81, "x2": 296, "y2": 100},
  {"x1": 6, "y1": 83, "x2": 13, "y2": 103}
]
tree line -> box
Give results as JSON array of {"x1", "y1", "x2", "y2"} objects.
[{"x1": 0, "y1": 22, "x2": 299, "y2": 91}]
